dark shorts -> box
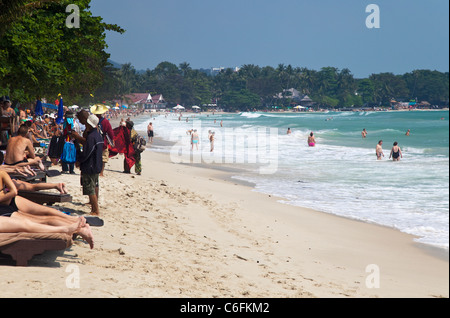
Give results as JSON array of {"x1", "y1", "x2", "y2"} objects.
[
  {"x1": 148, "y1": 131, "x2": 154, "y2": 137},
  {"x1": 81, "y1": 174, "x2": 99, "y2": 196},
  {"x1": 4, "y1": 159, "x2": 28, "y2": 166},
  {"x1": 0, "y1": 198, "x2": 19, "y2": 217}
]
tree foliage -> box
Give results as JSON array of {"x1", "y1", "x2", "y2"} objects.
[
  {"x1": 102, "y1": 61, "x2": 448, "y2": 110},
  {"x1": 0, "y1": 0, "x2": 124, "y2": 104}
]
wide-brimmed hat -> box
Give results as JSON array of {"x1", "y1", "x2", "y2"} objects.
[
  {"x1": 90, "y1": 104, "x2": 109, "y2": 115},
  {"x1": 87, "y1": 114, "x2": 99, "y2": 128}
]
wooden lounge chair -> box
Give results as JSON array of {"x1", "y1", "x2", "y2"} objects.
[
  {"x1": 18, "y1": 190, "x2": 72, "y2": 206},
  {"x1": 0, "y1": 232, "x2": 72, "y2": 266},
  {"x1": 9, "y1": 170, "x2": 47, "y2": 183}
]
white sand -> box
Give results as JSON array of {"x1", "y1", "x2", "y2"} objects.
[{"x1": 0, "y1": 137, "x2": 448, "y2": 298}]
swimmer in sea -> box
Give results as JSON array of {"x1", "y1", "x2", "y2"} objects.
[
  {"x1": 308, "y1": 132, "x2": 316, "y2": 147},
  {"x1": 287, "y1": 128, "x2": 292, "y2": 135},
  {"x1": 362, "y1": 129, "x2": 368, "y2": 138},
  {"x1": 406, "y1": 129, "x2": 410, "y2": 136},
  {"x1": 376, "y1": 140, "x2": 384, "y2": 160},
  {"x1": 389, "y1": 142, "x2": 403, "y2": 161}
]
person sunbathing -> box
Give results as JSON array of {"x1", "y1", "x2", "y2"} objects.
[
  {"x1": 0, "y1": 171, "x2": 94, "y2": 249},
  {"x1": 3, "y1": 125, "x2": 45, "y2": 171}
]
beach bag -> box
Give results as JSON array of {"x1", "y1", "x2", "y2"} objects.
[
  {"x1": 134, "y1": 135, "x2": 147, "y2": 153},
  {"x1": 61, "y1": 142, "x2": 77, "y2": 163}
]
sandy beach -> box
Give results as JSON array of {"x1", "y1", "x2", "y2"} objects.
[{"x1": 0, "y1": 115, "x2": 448, "y2": 298}]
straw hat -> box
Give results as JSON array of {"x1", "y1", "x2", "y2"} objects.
[{"x1": 90, "y1": 104, "x2": 109, "y2": 115}]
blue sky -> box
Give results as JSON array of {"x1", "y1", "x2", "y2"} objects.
[{"x1": 90, "y1": 0, "x2": 449, "y2": 78}]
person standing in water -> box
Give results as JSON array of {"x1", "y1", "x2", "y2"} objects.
[
  {"x1": 362, "y1": 129, "x2": 368, "y2": 138},
  {"x1": 376, "y1": 140, "x2": 384, "y2": 160},
  {"x1": 405, "y1": 129, "x2": 410, "y2": 136},
  {"x1": 147, "y1": 122, "x2": 154, "y2": 143},
  {"x1": 191, "y1": 129, "x2": 199, "y2": 150},
  {"x1": 287, "y1": 128, "x2": 292, "y2": 135},
  {"x1": 389, "y1": 142, "x2": 403, "y2": 161},
  {"x1": 308, "y1": 132, "x2": 316, "y2": 147}
]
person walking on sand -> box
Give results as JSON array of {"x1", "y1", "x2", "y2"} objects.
[
  {"x1": 376, "y1": 140, "x2": 384, "y2": 160},
  {"x1": 147, "y1": 122, "x2": 154, "y2": 143},
  {"x1": 308, "y1": 132, "x2": 316, "y2": 147},
  {"x1": 389, "y1": 142, "x2": 403, "y2": 161}
]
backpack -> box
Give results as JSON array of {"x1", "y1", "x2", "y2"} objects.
[{"x1": 134, "y1": 135, "x2": 147, "y2": 153}]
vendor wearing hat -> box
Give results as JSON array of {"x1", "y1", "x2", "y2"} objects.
[{"x1": 90, "y1": 104, "x2": 114, "y2": 177}]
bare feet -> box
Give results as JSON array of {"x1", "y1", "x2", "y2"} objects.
[
  {"x1": 57, "y1": 183, "x2": 68, "y2": 194},
  {"x1": 23, "y1": 166, "x2": 36, "y2": 176},
  {"x1": 67, "y1": 217, "x2": 82, "y2": 235},
  {"x1": 77, "y1": 224, "x2": 94, "y2": 249},
  {"x1": 37, "y1": 158, "x2": 45, "y2": 171}
]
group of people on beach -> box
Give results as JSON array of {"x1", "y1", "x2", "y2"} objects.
[{"x1": 0, "y1": 96, "x2": 149, "y2": 251}]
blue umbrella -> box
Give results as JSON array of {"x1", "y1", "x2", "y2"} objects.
[
  {"x1": 35, "y1": 100, "x2": 44, "y2": 116},
  {"x1": 56, "y1": 97, "x2": 64, "y2": 124}
]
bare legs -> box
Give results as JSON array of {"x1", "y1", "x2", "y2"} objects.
[
  {"x1": 0, "y1": 215, "x2": 81, "y2": 236},
  {"x1": 13, "y1": 180, "x2": 68, "y2": 194}
]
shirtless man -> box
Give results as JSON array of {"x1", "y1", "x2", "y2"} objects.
[
  {"x1": 376, "y1": 140, "x2": 384, "y2": 160},
  {"x1": 4, "y1": 125, "x2": 45, "y2": 170},
  {"x1": 362, "y1": 129, "x2": 368, "y2": 138}
]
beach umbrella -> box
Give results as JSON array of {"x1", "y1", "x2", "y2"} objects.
[
  {"x1": 35, "y1": 100, "x2": 44, "y2": 116},
  {"x1": 69, "y1": 105, "x2": 79, "y2": 109},
  {"x1": 173, "y1": 105, "x2": 185, "y2": 110},
  {"x1": 56, "y1": 96, "x2": 64, "y2": 124},
  {"x1": 192, "y1": 105, "x2": 200, "y2": 109}
]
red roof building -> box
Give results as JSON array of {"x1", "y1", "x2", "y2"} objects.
[{"x1": 114, "y1": 93, "x2": 166, "y2": 109}]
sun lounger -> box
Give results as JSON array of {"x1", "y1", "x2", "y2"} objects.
[
  {"x1": 0, "y1": 232, "x2": 72, "y2": 266},
  {"x1": 18, "y1": 191, "x2": 72, "y2": 206},
  {"x1": 9, "y1": 171, "x2": 47, "y2": 183}
]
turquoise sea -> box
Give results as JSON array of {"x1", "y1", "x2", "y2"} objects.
[{"x1": 134, "y1": 110, "x2": 449, "y2": 249}]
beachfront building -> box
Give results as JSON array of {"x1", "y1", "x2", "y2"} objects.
[
  {"x1": 115, "y1": 93, "x2": 167, "y2": 110},
  {"x1": 300, "y1": 95, "x2": 314, "y2": 108}
]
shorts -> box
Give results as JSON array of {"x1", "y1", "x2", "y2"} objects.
[
  {"x1": 81, "y1": 173, "x2": 99, "y2": 196},
  {"x1": 0, "y1": 198, "x2": 19, "y2": 217},
  {"x1": 148, "y1": 131, "x2": 154, "y2": 137},
  {"x1": 102, "y1": 149, "x2": 109, "y2": 163}
]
